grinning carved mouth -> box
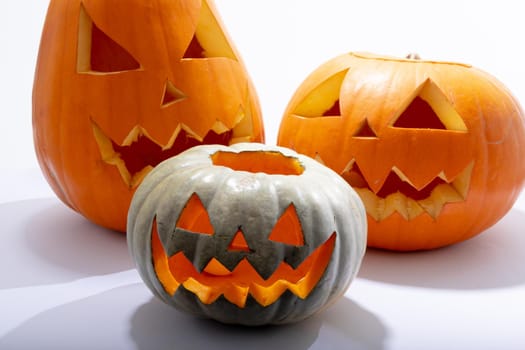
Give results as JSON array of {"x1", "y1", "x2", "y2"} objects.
[
  {"x1": 341, "y1": 160, "x2": 474, "y2": 220},
  {"x1": 91, "y1": 113, "x2": 254, "y2": 188},
  {"x1": 152, "y1": 223, "x2": 336, "y2": 308}
]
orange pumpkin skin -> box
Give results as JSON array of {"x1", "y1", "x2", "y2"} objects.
[
  {"x1": 278, "y1": 52, "x2": 525, "y2": 251},
  {"x1": 32, "y1": 0, "x2": 264, "y2": 232}
]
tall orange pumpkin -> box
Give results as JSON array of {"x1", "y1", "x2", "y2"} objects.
[
  {"x1": 33, "y1": 0, "x2": 264, "y2": 232},
  {"x1": 278, "y1": 52, "x2": 525, "y2": 251}
]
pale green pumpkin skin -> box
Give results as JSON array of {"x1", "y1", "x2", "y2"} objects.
[{"x1": 127, "y1": 143, "x2": 367, "y2": 325}]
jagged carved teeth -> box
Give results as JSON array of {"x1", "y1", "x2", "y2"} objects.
[
  {"x1": 91, "y1": 111, "x2": 254, "y2": 188},
  {"x1": 340, "y1": 159, "x2": 474, "y2": 221},
  {"x1": 152, "y1": 223, "x2": 336, "y2": 308}
]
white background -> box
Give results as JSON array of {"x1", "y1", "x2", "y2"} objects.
[
  {"x1": 2, "y1": 0, "x2": 525, "y2": 168},
  {"x1": 1, "y1": 1, "x2": 525, "y2": 349}
]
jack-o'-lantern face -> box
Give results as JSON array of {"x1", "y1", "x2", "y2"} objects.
[
  {"x1": 278, "y1": 52, "x2": 525, "y2": 250},
  {"x1": 336, "y1": 78, "x2": 474, "y2": 222},
  {"x1": 33, "y1": 0, "x2": 264, "y2": 232},
  {"x1": 152, "y1": 197, "x2": 336, "y2": 308},
  {"x1": 127, "y1": 143, "x2": 367, "y2": 325}
]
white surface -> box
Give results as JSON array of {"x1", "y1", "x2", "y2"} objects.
[
  {"x1": 1, "y1": 170, "x2": 525, "y2": 350},
  {"x1": 2, "y1": 1, "x2": 525, "y2": 349}
]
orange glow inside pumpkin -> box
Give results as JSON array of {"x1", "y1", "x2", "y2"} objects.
[
  {"x1": 211, "y1": 151, "x2": 305, "y2": 175},
  {"x1": 151, "y1": 195, "x2": 335, "y2": 307},
  {"x1": 173, "y1": 193, "x2": 215, "y2": 235},
  {"x1": 176, "y1": 194, "x2": 306, "y2": 248},
  {"x1": 152, "y1": 222, "x2": 336, "y2": 307}
]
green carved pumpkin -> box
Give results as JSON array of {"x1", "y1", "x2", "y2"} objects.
[{"x1": 127, "y1": 143, "x2": 367, "y2": 325}]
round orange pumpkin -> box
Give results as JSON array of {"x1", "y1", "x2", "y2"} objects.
[
  {"x1": 32, "y1": 0, "x2": 264, "y2": 232},
  {"x1": 278, "y1": 52, "x2": 525, "y2": 251}
]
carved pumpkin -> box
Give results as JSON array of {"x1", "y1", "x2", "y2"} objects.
[
  {"x1": 278, "y1": 52, "x2": 525, "y2": 251},
  {"x1": 32, "y1": 0, "x2": 264, "y2": 232},
  {"x1": 127, "y1": 143, "x2": 367, "y2": 325}
]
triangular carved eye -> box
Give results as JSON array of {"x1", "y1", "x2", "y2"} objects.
[
  {"x1": 182, "y1": 0, "x2": 237, "y2": 60},
  {"x1": 268, "y1": 204, "x2": 304, "y2": 246},
  {"x1": 391, "y1": 79, "x2": 468, "y2": 131},
  {"x1": 322, "y1": 100, "x2": 341, "y2": 116},
  {"x1": 393, "y1": 96, "x2": 447, "y2": 129},
  {"x1": 291, "y1": 69, "x2": 348, "y2": 118},
  {"x1": 77, "y1": 3, "x2": 141, "y2": 73},
  {"x1": 176, "y1": 193, "x2": 214, "y2": 235}
]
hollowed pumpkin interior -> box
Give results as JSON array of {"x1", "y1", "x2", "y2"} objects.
[
  {"x1": 77, "y1": 4, "x2": 141, "y2": 74},
  {"x1": 342, "y1": 161, "x2": 473, "y2": 220},
  {"x1": 211, "y1": 150, "x2": 305, "y2": 175},
  {"x1": 152, "y1": 226, "x2": 336, "y2": 308},
  {"x1": 181, "y1": 0, "x2": 238, "y2": 61},
  {"x1": 152, "y1": 195, "x2": 335, "y2": 307},
  {"x1": 92, "y1": 121, "x2": 234, "y2": 188}
]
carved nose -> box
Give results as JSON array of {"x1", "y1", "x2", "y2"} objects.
[{"x1": 228, "y1": 229, "x2": 251, "y2": 252}]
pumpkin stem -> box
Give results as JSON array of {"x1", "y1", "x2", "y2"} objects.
[{"x1": 406, "y1": 53, "x2": 421, "y2": 60}]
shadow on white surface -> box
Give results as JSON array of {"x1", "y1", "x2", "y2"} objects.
[
  {"x1": 359, "y1": 208, "x2": 525, "y2": 289},
  {"x1": 0, "y1": 198, "x2": 133, "y2": 289},
  {"x1": 130, "y1": 295, "x2": 387, "y2": 350},
  {"x1": 0, "y1": 284, "x2": 387, "y2": 350}
]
